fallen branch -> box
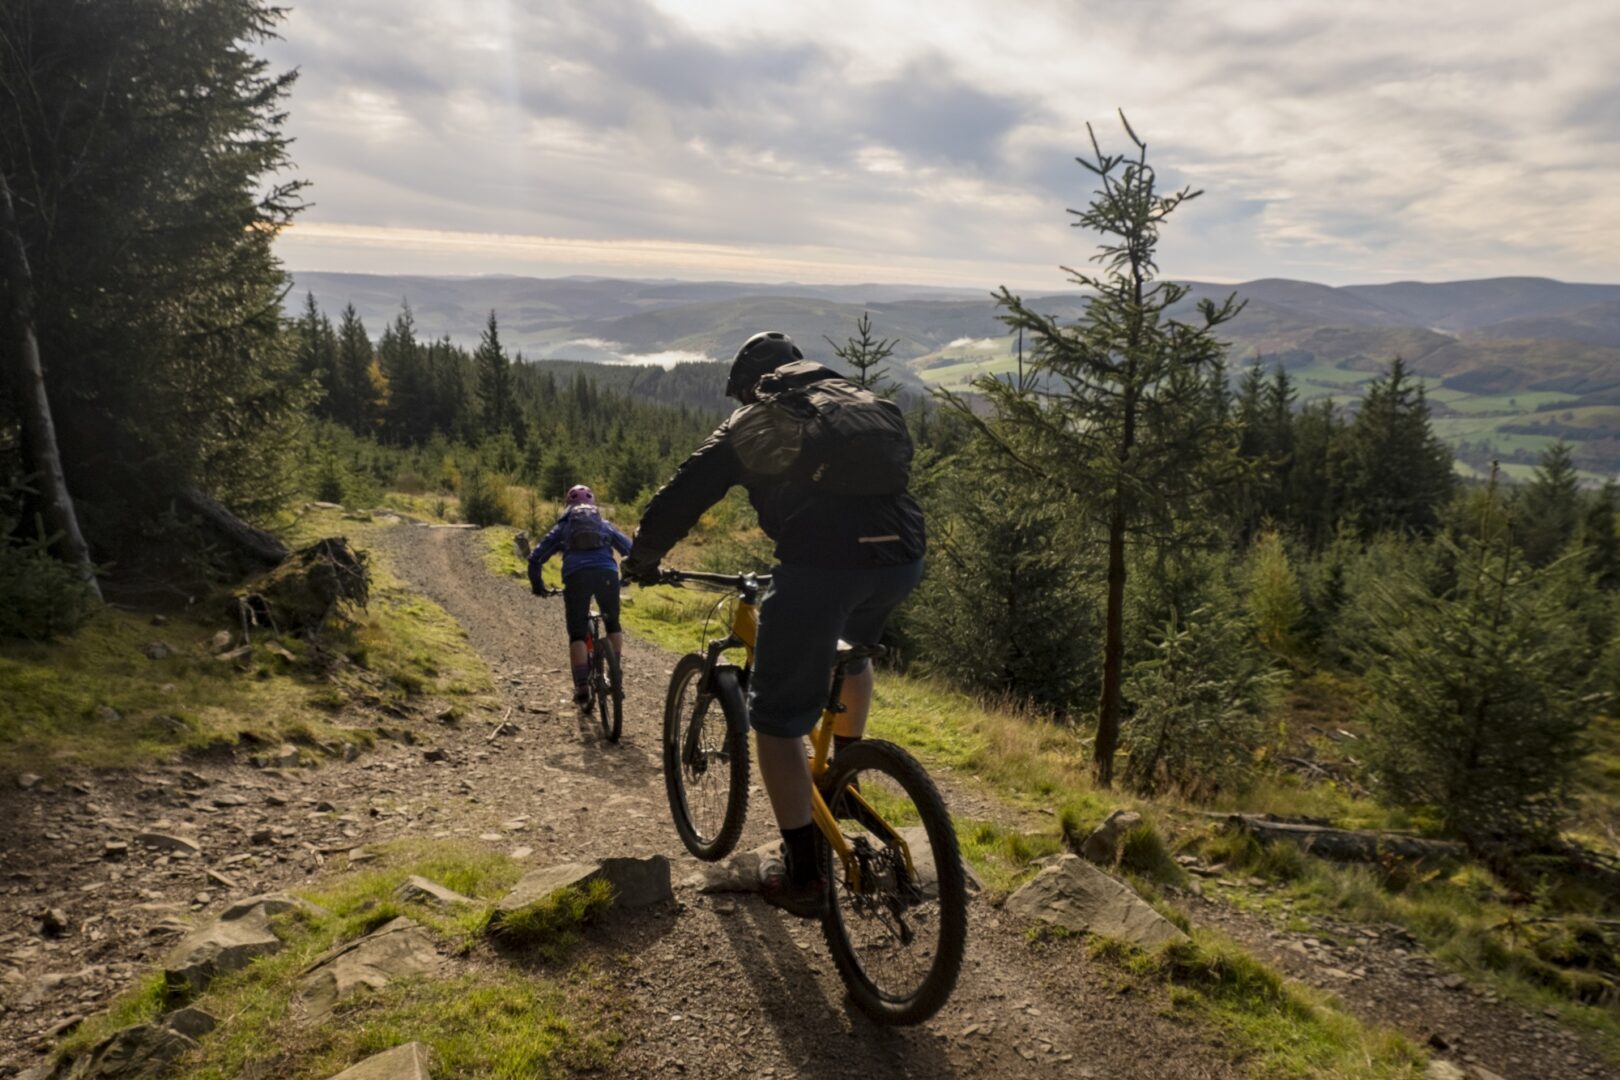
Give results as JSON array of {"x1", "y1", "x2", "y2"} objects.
[
  {"x1": 179, "y1": 487, "x2": 288, "y2": 567},
  {"x1": 1213, "y1": 812, "x2": 1465, "y2": 863}
]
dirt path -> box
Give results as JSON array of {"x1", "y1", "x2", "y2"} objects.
[
  {"x1": 369, "y1": 524, "x2": 1241, "y2": 1079},
  {"x1": 0, "y1": 523, "x2": 1239, "y2": 1078}
]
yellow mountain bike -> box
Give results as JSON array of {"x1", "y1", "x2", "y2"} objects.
[{"x1": 650, "y1": 568, "x2": 967, "y2": 1026}]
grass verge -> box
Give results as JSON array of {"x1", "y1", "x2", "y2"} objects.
[
  {"x1": 0, "y1": 507, "x2": 491, "y2": 774},
  {"x1": 1081, "y1": 932, "x2": 1424, "y2": 1078},
  {"x1": 59, "y1": 839, "x2": 615, "y2": 1079}
]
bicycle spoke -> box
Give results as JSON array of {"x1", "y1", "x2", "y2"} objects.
[
  {"x1": 672, "y1": 674, "x2": 730, "y2": 842},
  {"x1": 828, "y1": 766, "x2": 945, "y2": 1004}
]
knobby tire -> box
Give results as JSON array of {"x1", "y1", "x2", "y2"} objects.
[
  {"x1": 662, "y1": 653, "x2": 750, "y2": 860},
  {"x1": 596, "y1": 635, "x2": 623, "y2": 743},
  {"x1": 819, "y1": 739, "x2": 968, "y2": 1026}
]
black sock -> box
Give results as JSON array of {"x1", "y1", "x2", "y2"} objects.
[
  {"x1": 780, "y1": 823, "x2": 818, "y2": 885},
  {"x1": 833, "y1": 734, "x2": 862, "y2": 756}
]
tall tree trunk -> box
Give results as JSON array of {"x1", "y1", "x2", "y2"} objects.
[
  {"x1": 0, "y1": 171, "x2": 101, "y2": 602},
  {"x1": 1096, "y1": 505, "x2": 1125, "y2": 787}
]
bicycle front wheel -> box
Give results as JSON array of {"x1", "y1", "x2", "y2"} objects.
[
  {"x1": 597, "y1": 636, "x2": 623, "y2": 743},
  {"x1": 662, "y1": 653, "x2": 750, "y2": 860},
  {"x1": 819, "y1": 739, "x2": 968, "y2": 1026}
]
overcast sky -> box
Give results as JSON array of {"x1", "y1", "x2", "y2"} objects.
[{"x1": 265, "y1": 0, "x2": 1620, "y2": 290}]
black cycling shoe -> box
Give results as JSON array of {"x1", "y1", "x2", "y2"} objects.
[
  {"x1": 759, "y1": 856, "x2": 827, "y2": 920},
  {"x1": 572, "y1": 685, "x2": 591, "y2": 707}
]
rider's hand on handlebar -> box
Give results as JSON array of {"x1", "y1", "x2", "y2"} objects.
[{"x1": 620, "y1": 554, "x2": 663, "y2": 587}]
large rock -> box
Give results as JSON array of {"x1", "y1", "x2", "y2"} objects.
[
  {"x1": 1004, "y1": 854, "x2": 1188, "y2": 948},
  {"x1": 161, "y1": 894, "x2": 320, "y2": 995},
  {"x1": 297, "y1": 917, "x2": 439, "y2": 1018},
  {"x1": 326, "y1": 1041, "x2": 433, "y2": 1080},
  {"x1": 162, "y1": 906, "x2": 281, "y2": 996},
  {"x1": 57, "y1": 1021, "x2": 198, "y2": 1079},
  {"x1": 220, "y1": 892, "x2": 324, "y2": 922},
  {"x1": 596, "y1": 857, "x2": 672, "y2": 908},
  {"x1": 495, "y1": 855, "x2": 671, "y2": 918},
  {"x1": 393, "y1": 876, "x2": 471, "y2": 908},
  {"x1": 1079, "y1": 809, "x2": 1143, "y2": 865}
]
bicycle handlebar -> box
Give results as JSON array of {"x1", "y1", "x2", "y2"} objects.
[{"x1": 627, "y1": 568, "x2": 772, "y2": 590}]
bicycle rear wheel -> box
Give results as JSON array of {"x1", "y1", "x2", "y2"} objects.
[
  {"x1": 819, "y1": 739, "x2": 967, "y2": 1026},
  {"x1": 663, "y1": 653, "x2": 750, "y2": 860},
  {"x1": 596, "y1": 636, "x2": 623, "y2": 742}
]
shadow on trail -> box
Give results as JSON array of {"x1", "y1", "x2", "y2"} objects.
[{"x1": 715, "y1": 902, "x2": 960, "y2": 1079}]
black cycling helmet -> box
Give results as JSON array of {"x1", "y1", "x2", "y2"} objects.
[{"x1": 725, "y1": 331, "x2": 803, "y2": 402}]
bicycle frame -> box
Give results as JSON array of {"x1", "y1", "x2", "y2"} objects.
[{"x1": 664, "y1": 570, "x2": 917, "y2": 892}]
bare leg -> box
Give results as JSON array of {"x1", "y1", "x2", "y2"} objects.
[
  {"x1": 834, "y1": 666, "x2": 874, "y2": 738},
  {"x1": 755, "y1": 732, "x2": 813, "y2": 830},
  {"x1": 569, "y1": 641, "x2": 587, "y2": 668},
  {"x1": 608, "y1": 631, "x2": 625, "y2": 658}
]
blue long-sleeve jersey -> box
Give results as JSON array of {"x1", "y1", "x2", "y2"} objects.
[{"x1": 528, "y1": 512, "x2": 632, "y2": 589}]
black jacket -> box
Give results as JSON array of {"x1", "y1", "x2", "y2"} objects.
[{"x1": 630, "y1": 363, "x2": 926, "y2": 569}]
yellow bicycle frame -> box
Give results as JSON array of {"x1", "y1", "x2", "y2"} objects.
[{"x1": 719, "y1": 583, "x2": 915, "y2": 893}]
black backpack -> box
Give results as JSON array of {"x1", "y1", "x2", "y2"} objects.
[
  {"x1": 730, "y1": 366, "x2": 912, "y2": 496},
  {"x1": 561, "y1": 505, "x2": 609, "y2": 551}
]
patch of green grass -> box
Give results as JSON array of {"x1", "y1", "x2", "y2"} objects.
[
  {"x1": 490, "y1": 880, "x2": 615, "y2": 961},
  {"x1": 301, "y1": 971, "x2": 614, "y2": 1078},
  {"x1": 0, "y1": 508, "x2": 493, "y2": 773},
  {"x1": 955, "y1": 818, "x2": 1062, "y2": 896},
  {"x1": 0, "y1": 605, "x2": 357, "y2": 771},
  {"x1": 1093, "y1": 933, "x2": 1425, "y2": 1078},
  {"x1": 59, "y1": 840, "x2": 613, "y2": 1080},
  {"x1": 1196, "y1": 825, "x2": 1620, "y2": 1059},
  {"x1": 58, "y1": 971, "x2": 169, "y2": 1058}
]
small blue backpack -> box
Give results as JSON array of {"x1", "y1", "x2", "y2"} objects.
[{"x1": 562, "y1": 505, "x2": 609, "y2": 551}]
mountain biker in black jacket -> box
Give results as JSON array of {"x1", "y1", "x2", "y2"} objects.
[{"x1": 623, "y1": 331, "x2": 925, "y2": 918}]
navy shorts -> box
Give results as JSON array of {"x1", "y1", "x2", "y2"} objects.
[
  {"x1": 563, "y1": 566, "x2": 622, "y2": 642},
  {"x1": 748, "y1": 560, "x2": 924, "y2": 738}
]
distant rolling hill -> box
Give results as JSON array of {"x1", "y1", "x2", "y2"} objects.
[
  {"x1": 1472, "y1": 299, "x2": 1620, "y2": 350},
  {"x1": 286, "y1": 272, "x2": 1620, "y2": 479}
]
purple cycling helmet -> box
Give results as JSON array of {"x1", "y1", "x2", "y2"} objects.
[{"x1": 565, "y1": 485, "x2": 595, "y2": 506}]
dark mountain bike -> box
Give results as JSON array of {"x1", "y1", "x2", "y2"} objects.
[
  {"x1": 517, "y1": 533, "x2": 623, "y2": 743},
  {"x1": 642, "y1": 568, "x2": 967, "y2": 1026}
]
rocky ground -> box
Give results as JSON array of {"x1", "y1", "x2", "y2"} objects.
[{"x1": 1, "y1": 521, "x2": 1616, "y2": 1078}]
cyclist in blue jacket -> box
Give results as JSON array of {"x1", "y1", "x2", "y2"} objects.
[{"x1": 528, "y1": 485, "x2": 633, "y2": 705}]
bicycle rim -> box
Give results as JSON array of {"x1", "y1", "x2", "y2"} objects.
[
  {"x1": 820, "y1": 739, "x2": 968, "y2": 1026},
  {"x1": 662, "y1": 654, "x2": 749, "y2": 860}
]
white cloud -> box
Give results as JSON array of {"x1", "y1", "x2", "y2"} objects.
[{"x1": 267, "y1": 0, "x2": 1620, "y2": 286}]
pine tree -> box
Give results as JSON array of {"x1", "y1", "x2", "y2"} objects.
[
  {"x1": 825, "y1": 311, "x2": 898, "y2": 396},
  {"x1": 1580, "y1": 480, "x2": 1620, "y2": 590},
  {"x1": 476, "y1": 310, "x2": 513, "y2": 437},
  {"x1": 1360, "y1": 471, "x2": 1599, "y2": 844},
  {"x1": 1289, "y1": 399, "x2": 1345, "y2": 549},
  {"x1": 377, "y1": 302, "x2": 426, "y2": 444},
  {"x1": 1517, "y1": 441, "x2": 1581, "y2": 566},
  {"x1": 1342, "y1": 357, "x2": 1453, "y2": 536},
  {"x1": 608, "y1": 443, "x2": 657, "y2": 503},
  {"x1": 542, "y1": 447, "x2": 577, "y2": 502},
  {"x1": 904, "y1": 441, "x2": 1098, "y2": 712},
  {"x1": 1246, "y1": 530, "x2": 1305, "y2": 658},
  {"x1": 0, "y1": 0, "x2": 310, "y2": 542},
  {"x1": 943, "y1": 115, "x2": 1245, "y2": 786},
  {"x1": 334, "y1": 305, "x2": 376, "y2": 432}
]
